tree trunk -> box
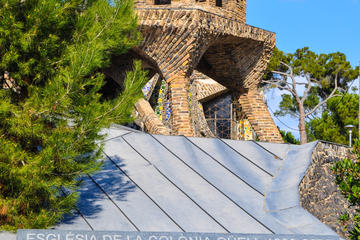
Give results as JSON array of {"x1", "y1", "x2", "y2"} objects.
[{"x1": 298, "y1": 104, "x2": 307, "y2": 144}]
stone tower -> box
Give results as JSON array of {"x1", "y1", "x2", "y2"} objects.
[{"x1": 105, "y1": 0, "x2": 283, "y2": 142}]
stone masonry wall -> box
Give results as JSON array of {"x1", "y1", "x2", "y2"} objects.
[
  {"x1": 168, "y1": 72, "x2": 195, "y2": 136},
  {"x1": 237, "y1": 89, "x2": 283, "y2": 142},
  {"x1": 223, "y1": 0, "x2": 246, "y2": 23},
  {"x1": 192, "y1": 71, "x2": 228, "y2": 102},
  {"x1": 136, "y1": 0, "x2": 247, "y2": 24},
  {"x1": 299, "y1": 141, "x2": 356, "y2": 238},
  {"x1": 106, "y1": 2, "x2": 281, "y2": 141},
  {"x1": 134, "y1": 6, "x2": 276, "y2": 138}
]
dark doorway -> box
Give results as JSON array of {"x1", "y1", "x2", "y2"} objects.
[{"x1": 216, "y1": 0, "x2": 222, "y2": 7}]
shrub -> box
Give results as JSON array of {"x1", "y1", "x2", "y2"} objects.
[
  {"x1": 332, "y1": 139, "x2": 360, "y2": 239},
  {"x1": 0, "y1": 0, "x2": 147, "y2": 230}
]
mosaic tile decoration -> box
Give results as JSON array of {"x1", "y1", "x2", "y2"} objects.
[
  {"x1": 144, "y1": 76, "x2": 254, "y2": 140},
  {"x1": 165, "y1": 100, "x2": 171, "y2": 121},
  {"x1": 147, "y1": 78, "x2": 171, "y2": 122},
  {"x1": 142, "y1": 74, "x2": 159, "y2": 99},
  {"x1": 238, "y1": 119, "x2": 254, "y2": 141},
  {"x1": 142, "y1": 79, "x2": 153, "y2": 97}
]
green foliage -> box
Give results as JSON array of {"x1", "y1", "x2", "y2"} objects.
[
  {"x1": 307, "y1": 93, "x2": 359, "y2": 145},
  {"x1": 274, "y1": 94, "x2": 299, "y2": 118},
  {"x1": 332, "y1": 140, "x2": 360, "y2": 239},
  {"x1": 278, "y1": 127, "x2": 300, "y2": 144},
  {"x1": 266, "y1": 47, "x2": 358, "y2": 89},
  {"x1": 0, "y1": 0, "x2": 147, "y2": 230},
  {"x1": 265, "y1": 47, "x2": 358, "y2": 117},
  {"x1": 339, "y1": 213, "x2": 350, "y2": 223},
  {"x1": 264, "y1": 47, "x2": 358, "y2": 144},
  {"x1": 263, "y1": 47, "x2": 289, "y2": 81}
]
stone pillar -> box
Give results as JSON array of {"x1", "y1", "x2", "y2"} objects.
[
  {"x1": 168, "y1": 72, "x2": 194, "y2": 136},
  {"x1": 238, "y1": 89, "x2": 283, "y2": 143}
]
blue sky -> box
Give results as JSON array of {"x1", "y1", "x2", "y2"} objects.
[
  {"x1": 247, "y1": 0, "x2": 360, "y2": 138},
  {"x1": 248, "y1": 0, "x2": 360, "y2": 67}
]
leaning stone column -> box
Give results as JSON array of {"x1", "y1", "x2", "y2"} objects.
[
  {"x1": 238, "y1": 89, "x2": 283, "y2": 143},
  {"x1": 135, "y1": 98, "x2": 171, "y2": 135},
  {"x1": 167, "y1": 72, "x2": 194, "y2": 136}
]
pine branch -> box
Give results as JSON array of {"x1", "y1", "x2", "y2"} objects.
[{"x1": 305, "y1": 72, "x2": 340, "y2": 117}]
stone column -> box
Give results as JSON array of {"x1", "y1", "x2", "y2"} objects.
[
  {"x1": 135, "y1": 98, "x2": 171, "y2": 135},
  {"x1": 238, "y1": 89, "x2": 283, "y2": 143},
  {"x1": 168, "y1": 72, "x2": 194, "y2": 136}
]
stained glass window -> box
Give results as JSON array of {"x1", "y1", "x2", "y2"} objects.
[
  {"x1": 203, "y1": 93, "x2": 232, "y2": 139},
  {"x1": 203, "y1": 93, "x2": 255, "y2": 140}
]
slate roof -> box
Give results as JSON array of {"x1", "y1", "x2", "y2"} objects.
[{"x1": 56, "y1": 125, "x2": 338, "y2": 236}]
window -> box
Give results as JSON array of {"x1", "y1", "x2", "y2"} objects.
[
  {"x1": 155, "y1": 0, "x2": 171, "y2": 4},
  {"x1": 203, "y1": 93, "x2": 232, "y2": 139},
  {"x1": 216, "y1": 0, "x2": 222, "y2": 7}
]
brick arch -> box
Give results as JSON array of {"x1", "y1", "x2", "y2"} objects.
[
  {"x1": 192, "y1": 36, "x2": 283, "y2": 142},
  {"x1": 103, "y1": 49, "x2": 163, "y2": 86},
  {"x1": 195, "y1": 36, "x2": 266, "y2": 90},
  {"x1": 102, "y1": 49, "x2": 172, "y2": 135},
  {"x1": 132, "y1": 48, "x2": 164, "y2": 79}
]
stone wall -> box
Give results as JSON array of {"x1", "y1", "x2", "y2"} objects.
[
  {"x1": 189, "y1": 82, "x2": 215, "y2": 138},
  {"x1": 192, "y1": 71, "x2": 228, "y2": 102},
  {"x1": 226, "y1": 0, "x2": 246, "y2": 23},
  {"x1": 299, "y1": 141, "x2": 356, "y2": 238},
  {"x1": 237, "y1": 89, "x2": 283, "y2": 143}
]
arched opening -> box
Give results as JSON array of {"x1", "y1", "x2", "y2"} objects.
[
  {"x1": 193, "y1": 37, "x2": 262, "y2": 140},
  {"x1": 102, "y1": 50, "x2": 167, "y2": 131},
  {"x1": 99, "y1": 75, "x2": 123, "y2": 101}
]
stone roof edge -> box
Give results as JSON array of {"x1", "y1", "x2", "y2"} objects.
[
  {"x1": 263, "y1": 141, "x2": 338, "y2": 236},
  {"x1": 318, "y1": 140, "x2": 351, "y2": 148}
]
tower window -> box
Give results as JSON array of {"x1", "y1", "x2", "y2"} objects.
[
  {"x1": 203, "y1": 93, "x2": 231, "y2": 139},
  {"x1": 216, "y1": 0, "x2": 222, "y2": 7},
  {"x1": 155, "y1": 0, "x2": 171, "y2": 4}
]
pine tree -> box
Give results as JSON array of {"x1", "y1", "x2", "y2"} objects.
[
  {"x1": 264, "y1": 47, "x2": 358, "y2": 144},
  {"x1": 0, "y1": 0, "x2": 147, "y2": 230},
  {"x1": 307, "y1": 93, "x2": 359, "y2": 145}
]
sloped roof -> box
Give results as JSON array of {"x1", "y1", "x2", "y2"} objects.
[{"x1": 56, "y1": 126, "x2": 338, "y2": 236}]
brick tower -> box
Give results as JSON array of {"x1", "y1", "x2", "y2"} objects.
[{"x1": 105, "y1": 0, "x2": 283, "y2": 142}]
